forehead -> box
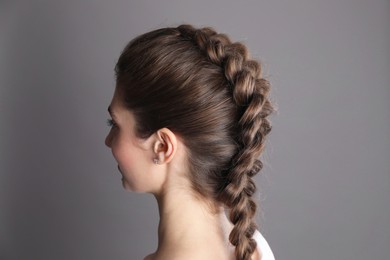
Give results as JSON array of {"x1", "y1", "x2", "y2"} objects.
[{"x1": 108, "y1": 88, "x2": 125, "y2": 113}]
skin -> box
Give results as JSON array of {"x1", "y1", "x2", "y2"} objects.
[{"x1": 105, "y1": 88, "x2": 260, "y2": 260}]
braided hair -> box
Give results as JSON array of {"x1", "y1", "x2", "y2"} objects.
[{"x1": 115, "y1": 24, "x2": 275, "y2": 260}]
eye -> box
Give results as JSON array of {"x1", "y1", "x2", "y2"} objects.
[{"x1": 107, "y1": 118, "x2": 117, "y2": 128}]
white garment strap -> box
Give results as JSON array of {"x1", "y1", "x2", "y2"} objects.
[{"x1": 252, "y1": 230, "x2": 276, "y2": 260}]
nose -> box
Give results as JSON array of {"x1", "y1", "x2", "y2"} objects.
[{"x1": 105, "y1": 131, "x2": 112, "y2": 148}]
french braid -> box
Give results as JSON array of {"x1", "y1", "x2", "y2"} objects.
[{"x1": 177, "y1": 25, "x2": 274, "y2": 260}]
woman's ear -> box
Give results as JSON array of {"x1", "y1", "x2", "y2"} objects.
[{"x1": 153, "y1": 128, "x2": 177, "y2": 164}]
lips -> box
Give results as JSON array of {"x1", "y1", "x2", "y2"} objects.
[{"x1": 118, "y1": 166, "x2": 124, "y2": 181}]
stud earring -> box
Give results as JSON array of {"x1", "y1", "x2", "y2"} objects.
[{"x1": 153, "y1": 158, "x2": 160, "y2": 165}]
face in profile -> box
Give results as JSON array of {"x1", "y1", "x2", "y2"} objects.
[{"x1": 105, "y1": 88, "x2": 158, "y2": 192}]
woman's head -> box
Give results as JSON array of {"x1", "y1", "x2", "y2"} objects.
[{"x1": 107, "y1": 24, "x2": 275, "y2": 260}]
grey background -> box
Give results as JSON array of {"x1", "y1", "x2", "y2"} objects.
[{"x1": 1, "y1": 0, "x2": 389, "y2": 259}]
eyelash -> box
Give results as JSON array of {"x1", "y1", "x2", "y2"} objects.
[{"x1": 107, "y1": 118, "x2": 117, "y2": 128}]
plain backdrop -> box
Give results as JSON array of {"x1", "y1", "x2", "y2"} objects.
[{"x1": 1, "y1": 0, "x2": 389, "y2": 259}]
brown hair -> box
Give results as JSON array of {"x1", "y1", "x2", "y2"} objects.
[{"x1": 114, "y1": 24, "x2": 275, "y2": 260}]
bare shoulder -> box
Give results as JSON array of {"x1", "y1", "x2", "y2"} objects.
[
  {"x1": 143, "y1": 251, "x2": 186, "y2": 260},
  {"x1": 144, "y1": 249, "x2": 234, "y2": 260}
]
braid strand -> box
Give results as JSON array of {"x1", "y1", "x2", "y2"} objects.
[{"x1": 177, "y1": 24, "x2": 274, "y2": 260}]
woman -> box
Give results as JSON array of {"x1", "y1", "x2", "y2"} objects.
[{"x1": 105, "y1": 24, "x2": 276, "y2": 260}]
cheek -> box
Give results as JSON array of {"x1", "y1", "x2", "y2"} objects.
[
  {"x1": 113, "y1": 141, "x2": 147, "y2": 176},
  {"x1": 119, "y1": 153, "x2": 150, "y2": 191},
  {"x1": 112, "y1": 142, "x2": 135, "y2": 168}
]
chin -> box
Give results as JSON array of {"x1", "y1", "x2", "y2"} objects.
[
  {"x1": 121, "y1": 178, "x2": 132, "y2": 190},
  {"x1": 122, "y1": 178, "x2": 141, "y2": 192}
]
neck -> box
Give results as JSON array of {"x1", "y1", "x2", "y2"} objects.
[{"x1": 153, "y1": 187, "x2": 233, "y2": 253}]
